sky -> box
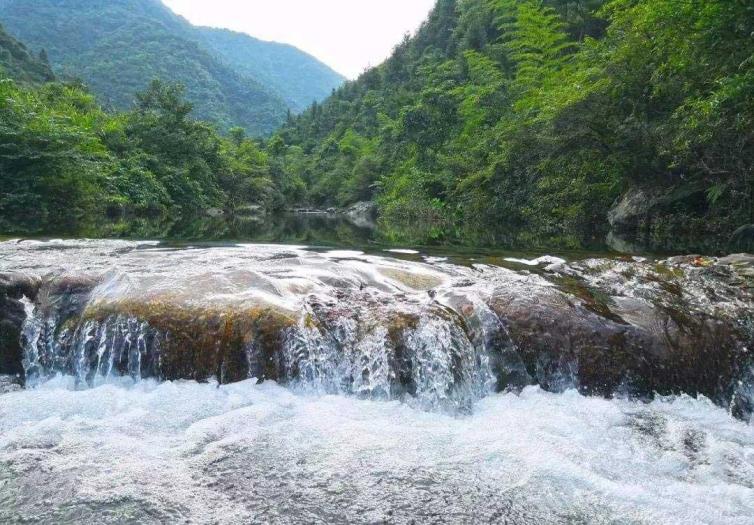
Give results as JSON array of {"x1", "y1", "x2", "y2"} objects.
[{"x1": 162, "y1": 0, "x2": 437, "y2": 79}]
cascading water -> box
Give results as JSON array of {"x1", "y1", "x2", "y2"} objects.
[
  {"x1": 17, "y1": 281, "x2": 500, "y2": 410},
  {"x1": 1, "y1": 240, "x2": 753, "y2": 524},
  {"x1": 4, "y1": 241, "x2": 754, "y2": 408},
  {"x1": 21, "y1": 307, "x2": 158, "y2": 387}
]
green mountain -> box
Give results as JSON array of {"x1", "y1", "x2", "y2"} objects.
[
  {"x1": 272, "y1": 0, "x2": 754, "y2": 249},
  {"x1": 0, "y1": 23, "x2": 54, "y2": 84},
  {"x1": 0, "y1": 0, "x2": 343, "y2": 135},
  {"x1": 198, "y1": 27, "x2": 345, "y2": 113}
]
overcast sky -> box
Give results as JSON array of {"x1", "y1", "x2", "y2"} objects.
[{"x1": 162, "y1": 0, "x2": 436, "y2": 78}]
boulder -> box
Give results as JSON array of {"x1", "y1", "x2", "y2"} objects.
[
  {"x1": 205, "y1": 207, "x2": 225, "y2": 218},
  {"x1": 232, "y1": 205, "x2": 264, "y2": 217},
  {"x1": 4, "y1": 241, "x2": 753, "y2": 419},
  {"x1": 608, "y1": 188, "x2": 654, "y2": 232},
  {"x1": 344, "y1": 201, "x2": 378, "y2": 229},
  {"x1": 486, "y1": 259, "x2": 754, "y2": 416},
  {"x1": 607, "y1": 185, "x2": 706, "y2": 235}
]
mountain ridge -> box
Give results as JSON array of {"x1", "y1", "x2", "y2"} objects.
[
  {"x1": 0, "y1": 23, "x2": 55, "y2": 84},
  {"x1": 0, "y1": 0, "x2": 344, "y2": 134},
  {"x1": 198, "y1": 26, "x2": 345, "y2": 113}
]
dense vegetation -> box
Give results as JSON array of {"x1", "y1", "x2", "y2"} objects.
[
  {"x1": 198, "y1": 27, "x2": 345, "y2": 113},
  {"x1": 0, "y1": 24, "x2": 54, "y2": 84},
  {"x1": 0, "y1": 0, "x2": 343, "y2": 134},
  {"x1": 272, "y1": 0, "x2": 754, "y2": 248},
  {"x1": 1, "y1": 0, "x2": 752, "y2": 251},
  {"x1": 0, "y1": 50, "x2": 283, "y2": 232}
]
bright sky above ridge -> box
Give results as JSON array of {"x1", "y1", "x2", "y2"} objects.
[{"x1": 162, "y1": 0, "x2": 437, "y2": 78}]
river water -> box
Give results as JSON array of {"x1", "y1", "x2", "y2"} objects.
[
  {"x1": 0, "y1": 237, "x2": 753, "y2": 524},
  {"x1": 1, "y1": 378, "x2": 753, "y2": 524}
]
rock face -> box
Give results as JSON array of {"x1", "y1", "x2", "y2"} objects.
[
  {"x1": 0, "y1": 273, "x2": 40, "y2": 379},
  {"x1": 344, "y1": 201, "x2": 378, "y2": 229},
  {"x1": 607, "y1": 187, "x2": 678, "y2": 234},
  {"x1": 1, "y1": 240, "x2": 752, "y2": 417},
  {"x1": 488, "y1": 262, "x2": 753, "y2": 410},
  {"x1": 608, "y1": 188, "x2": 651, "y2": 232}
]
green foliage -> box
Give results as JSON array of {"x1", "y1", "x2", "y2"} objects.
[
  {"x1": 0, "y1": 0, "x2": 343, "y2": 135},
  {"x1": 268, "y1": 0, "x2": 754, "y2": 248},
  {"x1": 0, "y1": 76, "x2": 279, "y2": 232},
  {"x1": 198, "y1": 27, "x2": 345, "y2": 113},
  {"x1": 0, "y1": 80, "x2": 107, "y2": 229},
  {"x1": 3, "y1": 0, "x2": 752, "y2": 249},
  {"x1": 0, "y1": 23, "x2": 54, "y2": 84}
]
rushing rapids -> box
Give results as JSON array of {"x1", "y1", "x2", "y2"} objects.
[
  {"x1": 1, "y1": 239, "x2": 753, "y2": 414},
  {"x1": 1, "y1": 240, "x2": 754, "y2": 523}
]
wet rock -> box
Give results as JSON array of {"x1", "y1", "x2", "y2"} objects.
[
  {"x1": 487, "y1": 260, "x2": 754, "y2": 415},
  {"x1": 0, "y1": 273, "x2": 40, "y2": 300},
  {"x1": 18, "y1": 275, "x2": 101, "y2": 380},
  {"x1": 0, "y1": 374, "x2": 22, "y2": 393},
  {"x1": 4, "y1": 240, "x2": 753, "y2": 417},
  {"x1": 345, "y1": 201, "x2": 378, "y2": 229},
  {"x1": 0, "y1": 273, "x2": 40, "y2": 378},
  {"x1": 73, "y1": 302, "x2": 299, "y2": 384},
  {"x1": 719, "y1": 253, "x2": 754, "y2": 266},
  {"x1": 0, "y1": 314, "x2": 24, "y2": 377}
]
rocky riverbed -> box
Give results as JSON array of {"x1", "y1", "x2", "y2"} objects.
[{"x1": 1, "y1": 239, "x2": 753, "y2": 417}]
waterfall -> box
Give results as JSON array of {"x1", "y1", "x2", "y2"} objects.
[
  {"x1": 280, "y1": 305, "x2": 497, "y2": 410},
  {"x1": 3, "y1": 240, "x2": 753, "y2": 419},
  {"x1": 17, "y1": 286, "x2": 504, "y2": 410},
  {"x1": 22, "y1": 309, "x2": 158, "y2": 387}
]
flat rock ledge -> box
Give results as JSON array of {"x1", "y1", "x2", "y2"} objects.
[{"x1": 2, "y1": 255, "x2": 753, "y2": 419}]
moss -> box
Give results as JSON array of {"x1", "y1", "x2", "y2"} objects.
[
  {"x1": 652, "y1": 263, "x2": 685, "y2": 279},
  {"x1": 384, "y1": 311, "x2": 420, "y2": 350},
  {"x1": 82, "y1": 301, "x2": 297, "y2": 384},
  {"x1": 644, "y1": 272, "x2": 684, "y2": 297},
  {"x1": 303, "y1": 312, "x2": 318, "y2": 330},
  {"x1": 620, "y1": 267, "x2": 638, "y2": 280},
  {"x1": 583, "y1": 262, "x2": 613, "y2": 276},
  {"x1": 383, "y1": 311, "x2": 420, "y2": 396},
  {"x1": 553, "y1": 276, "x2": 627, "y2": 324}
]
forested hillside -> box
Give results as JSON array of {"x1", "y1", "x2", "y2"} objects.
[
  {"x1": 273, "y1": 0, "x2": 754, "y2": 248},
  {"x1": 0, "y1": 24, "x2": 54, "y2": 84},
  {"x1": 0, "y1": 0, "x2": 342, "y2": 135},
  {"x1": 0, "y1": 58, "x2": 285, "y2": 232},
  {"x1": 199, "y1": 27, "x2": 345, "y2": 113},
  {"x1": 2, "y1": 0, "x2": 752, "y2": 251}
]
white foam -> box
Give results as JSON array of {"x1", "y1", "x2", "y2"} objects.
[
  {"x1": 504, "y1": 255, "x2": 567, "y2": 267},
  {"x1": 1, "y1": 381, "x2": 752, "y2": 524},
  {"x1": 385, "y1": 249, "x2": 420, "y2": 255}
]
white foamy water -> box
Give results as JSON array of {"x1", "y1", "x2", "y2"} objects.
[{"x1": 1, "y1": 380, "x2": 753, "y2": 524}]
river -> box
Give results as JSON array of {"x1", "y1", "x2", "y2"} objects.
[{"x1": 0, "y1": 236, "x2": 753, "y2": 524}]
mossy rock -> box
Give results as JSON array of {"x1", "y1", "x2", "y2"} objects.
[
  {"x1": 488, "y1": 278, "x2": 753, "y2": 407},
  {"x1": 84, "y1": 301, "x2": 297, "y2": 384}
]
